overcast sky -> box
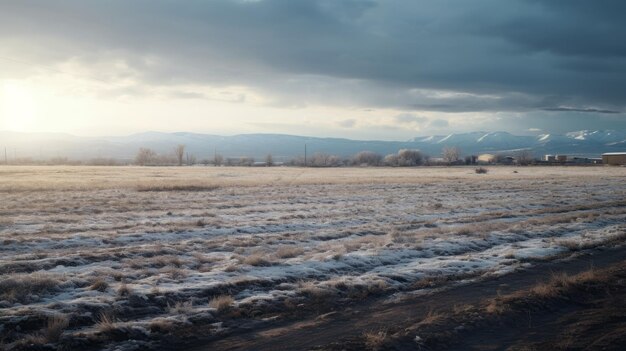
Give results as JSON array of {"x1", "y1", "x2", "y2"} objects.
[{"x1": 1, "y1": 0, "x2": 625, "y2": 139}]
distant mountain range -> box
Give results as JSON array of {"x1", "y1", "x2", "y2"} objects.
[{"x1": 1, "y1": 130, "x2": 625, "y2": 161}]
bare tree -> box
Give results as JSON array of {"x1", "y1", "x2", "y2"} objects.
[
  {"x1": 135, "y1": 148, "x2": 157, "y2": 166},
  {"x1": 265, "y1": 154, "x2": 274, "y2": 167},
  {"x1": 240, "y1": 156, "x2": 254, "y2": 166},
  {"x1": 442, "y1": 146, "x2": 461, "y2": 164},
  {"x1": 214, "y1": 153, "x2": 223, "y2": 166},
  {"x1": 186, "y1": 153, "x2": 196, "y2": 166},
  {"x1": 397, "y1": 149, "x2": 423, "y2": 166},
  {"x1": 352, "y1": 151, "x2": 382, "y2": 166},
  {"x1": 515, "y1": 149, "x2": 534, "y2": 165},
  {"x1": 383, "y1": 154, "x2": 399, "y2": 166},
  {"x1": 174, "y1": 144, "x2": 185, "y2": 166},
  {"x1": 311, "y1": 153, "x2": 341, "y2": 167}
]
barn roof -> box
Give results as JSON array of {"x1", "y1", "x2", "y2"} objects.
[{"x1": 602, "y1": 152, "x2": 626, "y2": 156}]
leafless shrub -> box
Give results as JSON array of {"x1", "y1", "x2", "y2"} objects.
[
  {"x1": 209, "y1": 295, "x2": 234, "y2": 313},
  {"x1": 352, "y1": 151, "x2": 383, "y2": 166},
  {"x1": 475, "y1": 167, "x2": 488, "y2": 174}
]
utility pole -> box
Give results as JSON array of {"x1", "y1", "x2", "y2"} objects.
[
  {"x1": 4, "y1": 147, "x2": 7, "y2": 164},
  {"x1": 304, "y1": 143, "x2": 307, "y2": 167}
]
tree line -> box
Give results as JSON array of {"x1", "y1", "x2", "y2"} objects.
[{"x1": 133, "y1": 145, "x2": 469, "y2": 167}]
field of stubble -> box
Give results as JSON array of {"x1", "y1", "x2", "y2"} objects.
[{"x1": 1, "y1": 166, "x2": 625, "y2": 350}]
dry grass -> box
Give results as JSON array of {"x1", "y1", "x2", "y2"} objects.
[
  {"x1": 95, "y1": 312, "x2": 117, "y2": 333},
  {"x1": 209, "y1": 295, "x2": 235, "y2": 313},
  {"x1": 117, "y1": 282, "x2": 132, "y2": 297},
  {"x1": 242, "y1": 253, "x2": 271, "y2": 266},
  {"x1": 275, "y1": 245, "x2": 305, "y2": 259},
  {"x1": 2, "y1": 165, "x2": 625, "y2": 347},
  {"x1": 136, "y1": 184, "x2": 220, "y2": 192},
  {"x1": 89, "y1": 277, "x2": 109, "y2": 292},
  {"x1": 487, "y1": 267, "x2": 609, "y2": 315},
  {"x1": 149, "y1": 318, "x2": 176, "y2": 333},
  {"x1": 45, "y1": 314, "x2": 69, "y2": 342},
  {"x1": 0, "y1": 273, "x2": 62, "y2": 303},
  {"x1": 418, "y1": 309, "x2": 445, "y2": 327},
  {"x1": 556, "y1": 238, "x2": 581, "y2": 251},
  {"x1": 168, "y1": 300, "x2": 194, "y2": 314},
  {"x1": 363, "y1": 329, "x2": 388, "y2": 350}
]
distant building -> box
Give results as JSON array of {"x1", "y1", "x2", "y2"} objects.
[
  {"x1": 500, "y1": 156, "x2": 515, "y2": 165},
  {"x1": 602, "y1": 152, "x2": 626, "y2": 165},
  {"x1": 556, "y1": 155, "x2": 568, "y2": 163},
  {"x1": 477, "y1": 154, "x2": 496, "y2": 164},
  {"x1": 544, "y1": 154, "x2": 556, "y2": 162},
  {"x1": 571, "y1": 157, "x2": 598, "y2": 164}
]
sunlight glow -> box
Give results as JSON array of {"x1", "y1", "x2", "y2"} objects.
[{"x1": 1, "y1": 80, "x2": 39, "y2": 132}]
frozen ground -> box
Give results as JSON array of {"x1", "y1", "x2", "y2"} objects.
[{"x1": 1, "y1": 166, "x2": 625, "y2": 350}]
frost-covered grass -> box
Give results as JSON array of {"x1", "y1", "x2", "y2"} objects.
[{"x1": 1, "y1": 165, "x2": 625, "y2": 350}]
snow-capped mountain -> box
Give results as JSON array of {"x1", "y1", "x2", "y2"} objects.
[
  {"x1": 1, "y1": 130, "x2": 624, "y2": 161},
  {"x1": 411, "y1": 130, "x2": 625, "y2": 156}
]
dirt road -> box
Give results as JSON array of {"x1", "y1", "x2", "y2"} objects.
[{"x1": 189, "y1": 247, "x2": 626, "y2": 350}]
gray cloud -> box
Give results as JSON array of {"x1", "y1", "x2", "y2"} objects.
[
  {"x1": 337, "y1": 119, "x2": 357, "y2": 128},
  {"x1": 429, "y1": 119, "x2": 449, "y2": 128},
  {"x1": 394, "y1": 114, "x2": 428, "y2": 124},
  {"x1": 1, "y1": 0, "x2": 625, "y2": 130}
]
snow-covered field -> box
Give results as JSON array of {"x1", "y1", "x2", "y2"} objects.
[{"x1": 1, "y1": 166, "x2": 625, "y2": 350}]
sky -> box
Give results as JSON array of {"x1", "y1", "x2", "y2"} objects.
[{"x1": 1, "y1": 0, "x2": 625, "y2": 140}]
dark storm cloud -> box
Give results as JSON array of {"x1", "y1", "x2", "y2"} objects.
[{"x1": 1, "y1": 0, "x2": 626, "y2": 125}]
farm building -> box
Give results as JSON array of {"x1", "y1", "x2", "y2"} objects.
[
  {"x1": 544, "y1": 154, "x2": 556, "y2": 162},
  {"x1": 555, "y1": 155, "x2": 568, "y2": 163},
  {"x1": 602, "y1": 152, "x2": 626, "y2": 165}
]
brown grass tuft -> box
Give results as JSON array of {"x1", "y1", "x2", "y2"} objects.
[
  {"x1": 89, "y1": 278, "x2": 109, "y2": 292},
  {"x1": 209, "y1": 295, "x2": 235, "y2": 313},
  {"x1": 243, "y1": 253, "x2": 271, "y2": 266},
  {"x1": 45, "y1": 314, "x2": 69, "y2": 342},
  {"x1": 363, "y1": 329, "x2": 387, "y2": 350},
  {"x1": 95, "y1": 312, "x2": 117, "y2": 333},
  {"x1": 275, "y1": 245, "x2": 305, "y2": 259},
  {"x1": 117, "y1": 282, "x2": 132, "y2": 297}
]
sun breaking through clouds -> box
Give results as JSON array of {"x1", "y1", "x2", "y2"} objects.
[{"x1": 1, "y1": 0, "x2": 626, "y2": 138}]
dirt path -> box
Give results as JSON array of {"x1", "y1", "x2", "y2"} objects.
[{"x1": 189, "y1": 247, "x2": 626, "y2": 351}]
